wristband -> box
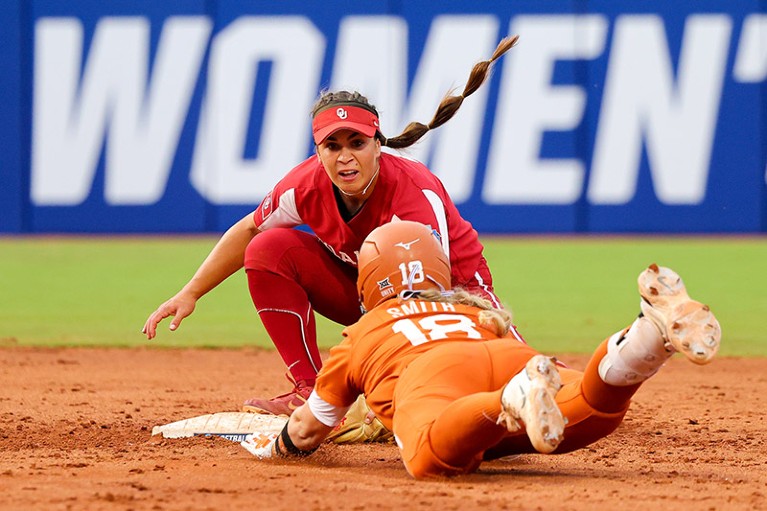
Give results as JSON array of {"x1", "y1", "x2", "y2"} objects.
[{"x1": 274, "y1": 423, "x2": 318, "y2": 458}]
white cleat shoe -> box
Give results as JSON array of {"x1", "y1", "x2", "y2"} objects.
[
  {"x1": 498, "y1": 355, "x2": 565, "y2": 454},
  {"x1": 637, "y1": 264, "x2": 721, "y2": 365}
]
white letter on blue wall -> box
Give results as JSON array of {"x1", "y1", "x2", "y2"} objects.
[
  {"x1": 483, "y1": 15, "x2": 607, "y2": 204},
  {"x1": 330, "y1": 15, "x2": 408, "y2": 133},
  {"x1": 733, "y1": 14, "x2": 767, "y2": 82},
  {"x1": 589, "y1": 15, "x2": 731, "y2": 205},
  {"x1": 32, "y1": 17, "x2": 210, "y2": 205},
  {"x1": 191, "y1": 17, "x2": 324, "y2": 203}
]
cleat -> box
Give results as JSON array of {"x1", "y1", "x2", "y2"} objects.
[
  {"x1": 637, "y1": 264, "x2": 721, "y2": 365},
  {"x1": 498, "y1": 355, "x2": 565, "y2": 454},
  {"x1": 242, "y1": 373, "x2": 313, "y2": 416}
]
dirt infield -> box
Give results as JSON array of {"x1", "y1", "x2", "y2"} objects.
[{"x1": 1, "y1": 347, "x2": 765, "y2": 511}]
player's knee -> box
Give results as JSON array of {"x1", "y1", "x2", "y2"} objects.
[
  {"x1": 403, "y1": 458, "x2": 442, "y2": 480},
  {"x1": 244, "y1": 228, "x2": 307, "y2": 271},
  {"x1": 402, "y1": 446, "x2": 479, "y2": 479}
]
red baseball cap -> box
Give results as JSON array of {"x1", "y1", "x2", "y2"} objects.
[{"x1": 312, "y1": 104, "x2": 380, "y2": 144}]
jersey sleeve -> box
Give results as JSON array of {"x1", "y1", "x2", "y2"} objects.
[
  {"x1": 253, "y1": 186, "x2": 303, "y2": 230},
  {"x1": 312, "y1": 335, "x2": 361, "y2": 409},
  {"x1": 306, "y1": 390, "x2": 351, "y2": 427},
  {"x1": 253, "y1": 159, "x2": 320, "y2": 230}
]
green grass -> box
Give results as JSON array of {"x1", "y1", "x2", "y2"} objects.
[
  {"x1": 0, "y1": 235, "x2": 764, "y2": 356},
  {"x1": 482, "y1": 236, "x2": 766, "y2": 356}
]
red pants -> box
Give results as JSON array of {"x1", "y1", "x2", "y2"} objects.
[
  {"x1": 244, "y1": 228, "x2": 499, "y2": 384},
  {"x1": 244, "y1": 229, "x2": 361, "y2": 384},
  {"x1": 392, "y1": 330, "x2": 638, "y2": 479}
]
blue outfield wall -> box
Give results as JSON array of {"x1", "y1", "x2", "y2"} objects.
[{"x1": 1, "y1": 0, "x2": 766, "y2": 234}]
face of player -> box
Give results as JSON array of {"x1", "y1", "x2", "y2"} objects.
[{"x1": 316, "y1": 129, "x2": 382, "y2": 200}]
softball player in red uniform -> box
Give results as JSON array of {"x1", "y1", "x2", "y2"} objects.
[
  {"x1": 242, "y1": 221, "x2": 721, "y2": 479},
  {"x1": 143, "y1": 37, "x2": 519, "y2": 415}
]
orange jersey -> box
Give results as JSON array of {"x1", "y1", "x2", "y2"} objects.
[
  {"x1": 313, "y1": 299, "x2": 505, "y2": 430},
  {"x1": 313, "y1": 300, "x2": 637, "y2": 478}
]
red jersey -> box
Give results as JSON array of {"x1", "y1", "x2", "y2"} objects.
[
  {"x1": 311, "y1": 299, "x2": 504, "y2": 431},
  {"x1": 253, "y1": 152, "x2": 485, "y2": 287}
]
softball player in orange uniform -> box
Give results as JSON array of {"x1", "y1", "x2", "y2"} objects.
[{"x1": 243, "y1": 221, "x2": 721, "y2": 479}]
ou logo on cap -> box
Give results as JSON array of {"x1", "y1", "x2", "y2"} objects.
[{"x1": 336, "y1": 107, "x2": 348, "y2": 119}]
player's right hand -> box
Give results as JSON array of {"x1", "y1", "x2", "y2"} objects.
[
  {"x1": 142, "y1": 293, "x2": 197, "y2": 340},
  {"x1": 241, "y1": 432, "x2": 279, "y2": 459}
]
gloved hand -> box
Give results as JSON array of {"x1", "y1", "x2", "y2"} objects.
[{"x1": 326, "y1": 395, "x2": 393, "y2": 444}]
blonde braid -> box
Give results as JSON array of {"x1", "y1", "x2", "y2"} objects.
[{"x1": 410, "y1": 288, "x2": 512, "y2": 337}]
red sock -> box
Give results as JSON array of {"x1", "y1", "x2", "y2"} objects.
[{"x1": 246, "y1": 269, "x2": 321, "y2": 385}]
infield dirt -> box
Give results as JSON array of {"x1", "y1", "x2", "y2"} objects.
[{"x1": 1, "y1": 347, "x2": 765, "y2": 511}]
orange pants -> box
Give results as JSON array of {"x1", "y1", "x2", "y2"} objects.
[{"x1": 392, "y1": 328, "x2": 640, "y2": 479}]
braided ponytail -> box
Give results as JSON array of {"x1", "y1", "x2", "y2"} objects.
[
  {"x1": 310, "y1": 35, "x2": 519, "y2": 149},
  {"x1": 384, "y1": 35, "x2": 519, "y2": 150}
]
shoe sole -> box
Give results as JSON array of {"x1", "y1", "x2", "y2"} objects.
[
  {"x1": 638, "y1": 264, "x2": 721, "y2": 364},
  {"x1": 500, "y1": 355, "x2": 565, "y2": 454},
  {"x1": 242, "y1": 398, "x2": 305, "y2": 416},
  {"x1": 241, "y1": 404, "x2": 276, "y2": 414}
]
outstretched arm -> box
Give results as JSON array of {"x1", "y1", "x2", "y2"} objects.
[
  {"x1": 241, "y1": 402, "x2": 335, "y2": 459},
  {"x1": 142, "y1": 213, "x2": 260, "y2": 339},
  {"x1": 241, "y1": 391, "x2": 353, "y2": 459}
]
